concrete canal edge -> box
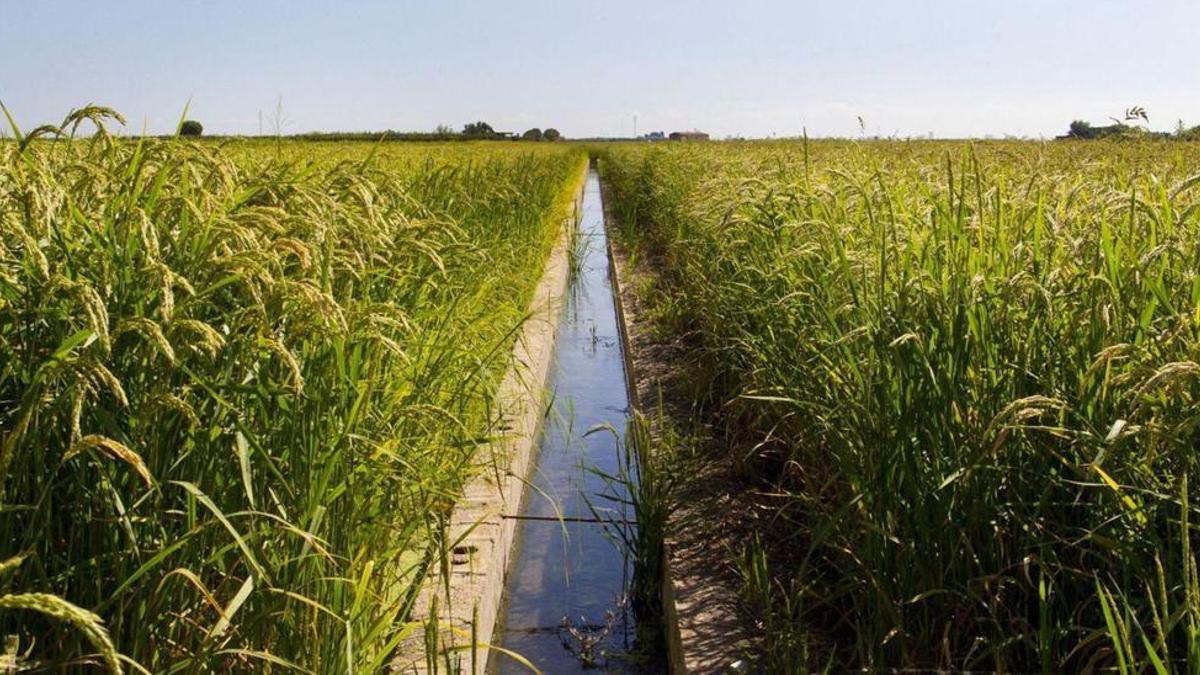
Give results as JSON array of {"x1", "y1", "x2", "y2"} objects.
[
  {"x1": 601, "y1": 170, "x2": 687, "y2": 675},
  {"x1": 392, "y1": 163, "x2": 587, "y2": 675},
  {"x1": 602, "y1": 171, "x2": 756, "y2": 673}
]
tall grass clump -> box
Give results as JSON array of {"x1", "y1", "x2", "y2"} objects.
[
  {"x1": 0, "y1": 106, "x2": 584, "y2": 671},
  {"x1": 586, "y1": 413, "x2": 680, "y2": 663},
  {"x1": 600, "y1": 139, "x2": 1200, "y2": 671}
]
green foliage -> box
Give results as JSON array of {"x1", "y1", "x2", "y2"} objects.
[
  {"x1": 462, "y1": 120, "x2": 496, "y2": 138},
  {"x1": 586, "y1": 414, "x2": 679, "y2": 659},
  {"x1": 179, "y1": 119, "x2": 202, "y2": 136},
  {"x1": 544, "y1": 128, "x2": 562, "y2": 142},
  {"x1": 0, "y1": 109, "x2": 586, "y2": 670},
  {"x1": 1065, "y1": 119, "x2": 1159, "y2": 140},
  {"x1": 522, "y1": 128, "x2": 543, "y2": 141},
  {"x1": 600, "y1": 139, "x2": 1200, "y2": 671},
  {"x1": 738, "y1": 538, "x2": 810, "y2": 674}
]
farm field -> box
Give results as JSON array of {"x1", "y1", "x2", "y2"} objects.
[
  {"x1": 599, "y1": 139, "x2": 1200, "y2": 672},
  {"x1": 7, "y1": 116, "x2": 1200, "y2": 673},
  {"x1": 0, "y1": 110, "x2": 586, "y2": 671}
]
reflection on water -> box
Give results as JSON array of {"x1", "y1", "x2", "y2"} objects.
[{"x1": 491, "y1": 171, "x2": 651, "y2": 674}]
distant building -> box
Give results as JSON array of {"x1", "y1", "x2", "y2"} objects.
[{"x1": 669, "y1": 130, "x2": 709, "y2": 141}]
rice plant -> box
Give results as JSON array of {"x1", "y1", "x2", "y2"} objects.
[
  {"x1": 585, "y1": 413, "x2": 680, "y2": 661},
  {"x1": 0, "y1": 106, "x2": 585, "y2": 671},
  {"x1": 599, "y1": 138, "x2": 1200, "y2": 672}
]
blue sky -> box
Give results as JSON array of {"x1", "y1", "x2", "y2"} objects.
[{"x1": 3, "y1": 1, "x2": 1198, "y2": 138}]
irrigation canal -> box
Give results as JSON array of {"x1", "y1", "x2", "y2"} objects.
[{"x1": 490, "y1": 169, "x2": 650, "y2": 673}]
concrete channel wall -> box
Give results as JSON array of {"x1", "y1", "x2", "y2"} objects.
[
  {"x1": 604, "y1": 207, "x2": 688, "y2": 675},
  {"x1": 392, "y1": 163, "x2": 587, "y2": 675},
  {"x1": 604, "y1": 169, "x2": 753, "y2": 673}
]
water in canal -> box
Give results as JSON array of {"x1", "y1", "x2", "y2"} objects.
[{"x1": 490, "y1": 169, "x2": 648, "y2": 673}]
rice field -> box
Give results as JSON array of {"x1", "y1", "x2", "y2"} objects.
[
  {"x1": 0, "y1": 108, "x2": 585, "y2": 671},
  {"x1": 599, "y1": 139, "x2": 1200, "y2": 672},
  {"x1": 8, "y1": 107, "x2": 1200, "y2": 673}
]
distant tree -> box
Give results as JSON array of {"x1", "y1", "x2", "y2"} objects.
[
  {"x1": 1065, "y1": 107, "x2": 1156, "y2": 140},
  {"x1": 1068, "y1": 120, "x2": 1094, "y2": 139},
  {"x1": 180, "y1": 120, "x2": 203, "y2": 137},
  {"x1": 1064, "y1": 119, "x2": 1139, "y2": 140},
  {"x1": 543, "y1": 128, "x2": 562, "y2": 141},
  {"x1": 462, "y1": 121, "x2": 495, "y2": 138},
  {"x1": 522, "y1": 128, "x2": 543, "y2": 141},
  {"x1": 435, "y1": 124, "x2": 456, "y2": 136}
]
